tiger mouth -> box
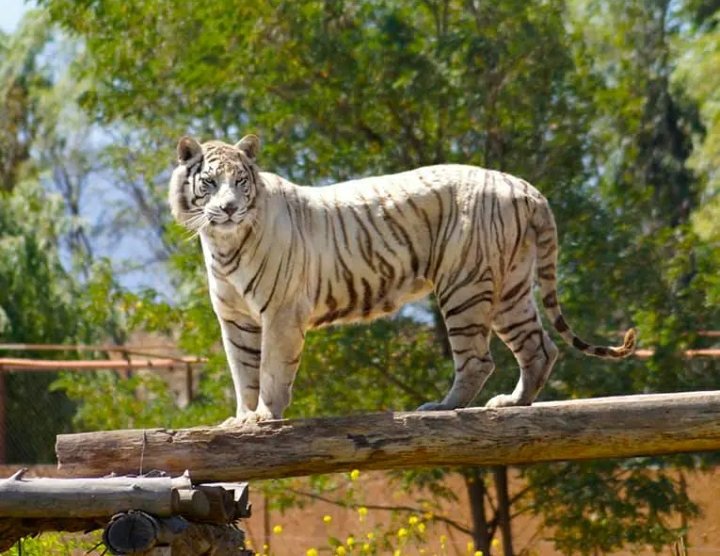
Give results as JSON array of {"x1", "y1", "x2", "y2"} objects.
[{"x1": 210, "y1": 219, "x2": 238, "y2": 229}]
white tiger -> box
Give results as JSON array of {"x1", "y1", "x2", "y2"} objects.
[{"x1": 169, "y1": 135, "x2": 636, "y2": 425}]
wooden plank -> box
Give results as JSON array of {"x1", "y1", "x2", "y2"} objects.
[
  {"x1": 56, "y1": 390, "x2": 720, "y2": 482},
  {"x1": 0, "y1": 343, "x2": 176, "y2": 352}
]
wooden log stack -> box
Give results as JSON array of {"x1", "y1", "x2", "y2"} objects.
[{"x1": 0, "y1": 469, "x2": 250, "y2": 554}]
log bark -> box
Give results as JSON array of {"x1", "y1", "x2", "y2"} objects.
[
  {"x1": 0, "y1": 470, "x2": 190, "y2": 518},
  {"x1": 56, "y1": 391, "x2": 720, "y2": 483},
  {"x1": 0, "y1": 470, "x2": 249, "y2": 522}
]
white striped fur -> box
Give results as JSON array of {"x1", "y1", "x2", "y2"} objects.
[{"x1": 169, "y1": 136, "x2": 636, "y2": 425}]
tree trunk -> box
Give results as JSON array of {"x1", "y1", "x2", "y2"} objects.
[
  {"x1": 493, "y1": 466, "x2": 514, "y2": 556},
  {"x1": 465, "y1": 468, "x2": 491, "y2": 555}
]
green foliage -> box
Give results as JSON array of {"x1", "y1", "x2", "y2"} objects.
[
  {"x1": 524, "y1": 460, "x2": 697, "y2": 554},
  {"x1": 0, "y1": 179, "x2": 85, "y2": 462},
  {"x1": 2, "y1": 531, "x2": 101, "y2": 555},
  {"x1": 293, "y1": 317, "x2": 451, "y2": 417},
  {"x1": 9, "y1": 0, "x2": 720, "y2": 552},
  {"x1": 0, "y1": 10, "x2": 127, "y2": 463}
]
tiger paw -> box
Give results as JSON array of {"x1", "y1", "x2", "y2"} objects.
[
  {"x1": 219, "y1": 415, "x2": 248, "y2": 428},
  {"x1": 252, "y1": 406, "x2": 276, "y2": 422},
  {"x1": 485, "y1": 394, "x2": 522, "y2": 408}
]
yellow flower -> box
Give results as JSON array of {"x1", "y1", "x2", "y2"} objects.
[
  {"x1": 397, "y1": 527, "x2": 408, "y2": 539},
  {"x1": 307, "y1": 549, "x2": 319, "y2": 556},
  {"x1": 393, "y1": 550, "x2": 402, "y2": 556},
  {"x1": 350, "y1": 469, "x2": 361, "y2": 481},
  {"x1": 358, "y1": 506, "x2": 368, "y2": 522},
  {"x1": 323, "y1": 514, "x2": 333, "y2": 524},
  {"x1": 423, "y1": 511, "x2": 434, "y2": 520},
  {"x1": 467, "y1": 540, "x2": 475, "y2": 553},
  {"x1": 408, "y1": 515, "x2": 419, "y2": 526},
  {"x1": 336, "y1": 547, "x2": 347, "y2": 556},
  {"x1": 272, "y1": 524, "x2": 283, "y2": 535},
  {"x1": 491, "y1": 538, "x2": 500, "y2": 548},
  {"x1": 347, "y1": 535, "x2": 355, "y2": 547},
  {"x1": 366, "y1": 532, "x2": 375, "y2": 541},
  {"x1": 417, "y1": 522, "x2": 426, "y2": 534},
  {"x1": 474, "y1": 552, "x2": 484, "y2": 556},
  {"x1": 362, "y1": 543, "x2": 372, "y2": 553}
]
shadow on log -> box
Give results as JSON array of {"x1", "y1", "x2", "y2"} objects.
[{"x1": 56, "y1": 391, "x2": 720, "y2": 483}]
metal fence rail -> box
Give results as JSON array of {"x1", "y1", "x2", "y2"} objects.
[{"x1": 0, "y1": 344, "x2": 207, "y2": 465}]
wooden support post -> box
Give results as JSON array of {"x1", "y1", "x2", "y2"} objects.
[
  {"x1": 185, "y1": 364, "x2": 193, "y2": 405},
  {"x1": 56, "y1": 391, "x2": 720, "y2": 482},
  {"x1": 0, "y1": 370, "x2": 5, "y2": 464}
]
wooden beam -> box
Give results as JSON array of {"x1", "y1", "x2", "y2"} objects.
[
  {"x1": 0, "y1": 470, "x2": 190, "y2": 518},
  {"x1": 633, "y1": 348, "x2": 720, "y2": 359},
  {"x1": 0, "y1": 356, "x2": 205, "y2": 372},
  {"x1": 56, "y1": 391, "x2": 720, "y2": 482},
  {"x1": 0, "y1": 469, "x2": 249, "y2": 521}
]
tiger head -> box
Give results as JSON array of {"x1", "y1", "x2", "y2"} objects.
[{"x1": 169, "y1": 135, "x2": 261, "y2": 235}]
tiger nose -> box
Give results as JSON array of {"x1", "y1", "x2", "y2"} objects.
[{"x1": 221, "y1": 203, "x2": 238, "y2": 216}]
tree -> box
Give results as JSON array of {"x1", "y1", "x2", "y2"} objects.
[
  {"x1": 0, "y1": 12, "x2": 127, "y2": 463},
  {"x1": 38, "y1": 0, "x2": 720, "y2": 552}
]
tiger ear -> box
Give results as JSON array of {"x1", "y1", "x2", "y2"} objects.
[
  {"x1": 235, "y1": 134, "x2": 260, "y2": 161},
  {"x1": 177, "y1": 136, "x2": 202, "y2": 164}
]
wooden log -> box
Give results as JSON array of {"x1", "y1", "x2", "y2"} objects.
[
  {"x1": 56, "y1": 391, "x2": 720, "y2": 482},
  {"x1": 0, "y1": 469, "x2": 249, "y2": 522},
  {"x1": 0, "y1": 469, "x2": 191, "y2": 518},
  {"x1": 103, "y1": 511, "x2": 187, "y2": 553},
  {"x1": 101, "y1": 512, "x2": 252, "y2": 555}
]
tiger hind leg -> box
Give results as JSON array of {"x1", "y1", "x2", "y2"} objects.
[
  {"x1": 418, "y1": 306, "x2": 495, "y2": 411},
  {"x1": 488, "y1": 293, "x2": 559, "y2": 408}
]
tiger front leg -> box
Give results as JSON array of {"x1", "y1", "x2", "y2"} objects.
[
  {"x1": 254, "y1": 310, "x2": 307, "y2": 421},
  {"x1": 217, "y1": 317, "x2": 263, "y2": 427}
]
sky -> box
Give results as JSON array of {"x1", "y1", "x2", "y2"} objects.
[
  {"x1": 0, "y1": 0, "x2": 29, "y2": 34},
  {"x1": 0, "y1": 0, "x2": 172, "y2": 293}
]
